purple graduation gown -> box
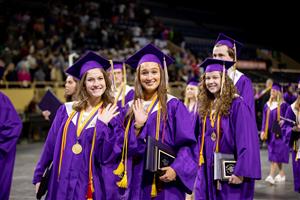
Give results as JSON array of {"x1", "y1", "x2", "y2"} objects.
[
  {"x1": 261, "y1": 101, "x2": 289, "y2": 163},
  {"x1": 127, "y1": 95, "x2": 198, "y2": 200},
  {"x1": 194, "y1": 97, "x2": 261, "y2": 200},
  {"x1": 32, "y1": 102, "x2": 124, "y2": 200},
  {"x1": 0, "y1": 92, "x2": 22, "y2": 200},
  {"x1": 283, "y1": 92, "x2": 297, "y2": 105},
  {"x1": 228, "y1": 69, "x2": 256, "y2": 117},
  {"x1": 116, "y1": 85, "x2": 135, "y2": 108},
  {"x1": 283, "y1": 103, "x2": 300, "y2": 192}
]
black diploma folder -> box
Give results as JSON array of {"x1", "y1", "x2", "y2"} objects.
[
  {"x1": 271, "y1": 121, "x2": 282, "y2": 139},
  {"x1": 214, "y1": 152, "x2": 236, "y2": 181},
  {"x1": 36, "y1": 162, "x2": 53, "y2": 200},
  {"x1": 145, "y1": 136, "x2": 176, "y2": 172}
]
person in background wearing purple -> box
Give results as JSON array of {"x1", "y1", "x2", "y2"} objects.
[
  {"x1": 261, "y1": 83, "x2": 289, "y2": 184},
  {"x1": 194, "y1": 58, "x2": 261, "y2": 200},
  {"x1": 0, "y1": 65, "x2": 23, "y2": 200},
  {"x1": 283, "y1": 83, "x2": 297, "y2": 105},
  {"x1": 42, "y1": 75, "x2": 78, "y2": 121},
  {"x1": 282, "y1": 79, "x2": 300, "y2": 192},
  {"x1": 109, "y1": 61, "x2": 134, "y2": 108},
  {"x1": 212, "y1": 33, "x2": 255, "y2": 118}
]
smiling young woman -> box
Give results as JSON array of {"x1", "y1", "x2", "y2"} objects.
[
  {"x1": 33, "y1": 51, "x2": 124, "y2": 200},
  {"x1": 194, "y1": 58, "x2": 261, "y2": 200},
  {"x1": 118, "y1": 43, "x2": 198, "y2": 200}
]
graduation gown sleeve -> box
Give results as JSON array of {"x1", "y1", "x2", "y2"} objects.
[
  {"x1": 231, "y1": 99, "x2": 261, "y2": 179},
  {"x1": 32, "y1": 105, "x2": 66, "y2": 184}
]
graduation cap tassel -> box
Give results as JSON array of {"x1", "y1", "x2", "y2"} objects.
[
  {"x1": 110, "y1": 60, "x2": 116, "y2": 91},
  {"x1": 122, "y1": 63, "x2": 127, "y2": 107},
  {"x1": 151, "y1": 175, "x2": 157, "y2": 197},
  {"x1": 220, "y1": 63, "x2": 226, "y2": 95},
  {"x1": 163, "y1": 56, "x2": 169, "y2": 90}
]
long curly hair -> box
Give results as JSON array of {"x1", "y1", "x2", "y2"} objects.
[
  {"x1": 73, "y1": 68, "x2": 114, "y2": 111},
  {"x1": 198, "y1": 72, "x2": 238, "y2": 117},
  {"x1": 125, "y1": 64, "x2": 167, "y2": 123}
]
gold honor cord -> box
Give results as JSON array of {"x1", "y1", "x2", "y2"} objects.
[
  {"x1": 295, "y1": 109, "x2": 300, "y2": 161},
  {"x1": 263, "y1": 107, "x2": 271, "y2": 141},
  {"x1": 58, "y1": 101, "x2": 103, "y2": 179},
  {"x1": 86, "y1": 127, "x2": 97, "y2": 200},
  {"x1": 114, "y1": 94, "x2": 159, "y2": 191},
  {"x1": 199, "y1": 113, "x2": 221, "y2": 165},
  {"x1": 58, "y1": 110, "x2": 76, "y2": 179},
  {"x1": 73, "y1": 102, "x2": 103, "y2": 154}
]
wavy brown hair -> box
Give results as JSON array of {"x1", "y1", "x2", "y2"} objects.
[
  {"x1": 198, "y1": 72, "x2": 238, "y2": 117},
  {"x1": 72, "y1": 68, "x2": 114, "y2": 111},
  {"x1": 125, "y1": 63, "x2": 167, "y2": 122}
]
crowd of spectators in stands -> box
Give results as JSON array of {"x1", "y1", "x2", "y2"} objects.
[{"x1": 0, "y1": 0, "x2": 202, "y2": 87}]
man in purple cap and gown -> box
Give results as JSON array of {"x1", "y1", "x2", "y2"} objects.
[
  {"x1": 283, "y1": 83, "x2": 297, "y2": 105},
  {"x1": 119, "y1": 43, "x2": 197, "y2": 200},
  {"x1": 283, "y1": 80, "x2": 300, "y2": 192},
  {"x1": 109, "y1": 61, "x2": 134, "y2": 108},
  {"x1": 213, "y1": 33, "x2": 256, "y2": 117},
  {"x1": 261, "y1": 83, "x2": 289, "y2": 184},
  {"x1": 0, "y1": 65, "x2": 23, "y2": 200},
  {"x1": 194, "y1": 58, "x2": 261, "y2": 200},
  {"x1": 33, "y1": 51, "x2": 125, "y2": 200}
]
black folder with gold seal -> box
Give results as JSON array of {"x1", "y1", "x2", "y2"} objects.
[
  {"x1": 214, "y1": 152, "x2": 236, "y2": 181},
  {"x1": 271, "y1": 121, "x2": 282, "y2": 139},
  {"x1": 145, "y1": 136, "x2": 176, "y2": 172}
]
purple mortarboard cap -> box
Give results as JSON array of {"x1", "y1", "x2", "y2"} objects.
[
  {"x1": 200, "y1": 58, "x2": 235, "y2": 73},
  {"x1": 125, "y1": 43, "x2": 174, "y2": 69},
  {"x1": 187, "y1": 77, "x2": 199, "y2": 86},
  {"x1": 272, "y1": 82, "x2": 282, "y2": 92},
  {"x1": 298, "y1": 78, "x2": 300, "y2": 84},
  {"x1": 65, "y1": 51, "x2": 110, "y2": 80},
  {"x1": 215, "y1": 33, "x2": 243, "y2": 57},
  {"x1": 108, "y1": 61, "x2": 124, "y2": 71}
]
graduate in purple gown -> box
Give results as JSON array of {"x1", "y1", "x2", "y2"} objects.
[
  {"x1": 282, "y1": 81, "x2": 300, "y2": 192},
  {"x1": 117, "y1": 43, "x2": 197, "y2": 200},
  {"x1": 184, "y1": 77, "x2": 200, "y2": 148},
  {"x1": 194, "y1": 58, "x2": 261, "y2": 200},
  {"x1": 0, "y1": 92, "x2": 22, "y2": 200},
  {"x1": 41, "y1": 75, "x2": 78, "y2": 122},
  {"x1": 283, "y1": 83, "x2": 297, "y2": 105},
  {"x1": 260, "y1": 83, "x2": 289, "y2": 184},
  {"x1": 33, "y1": 51, "x2": 124, "y2": 200},
  {"x1": 109, "y1": 61, "x2": 134, "y2": 108},
  {"x1": 213, "y1": 33, "x2": 256, "y2": 117}
]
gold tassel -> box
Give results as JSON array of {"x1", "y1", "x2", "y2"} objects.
[
  {"x1": 113, "y1": 161, "x2": 125, "y2": 177},
  {"x1": 116, "y1": 172, "x2": 128, "y2": 188},
  {"x1": 151, "y1": 176, "x2": 157, "y2": 198},
  {"x1": 199, "y1": 154, "x2": 205, "y2": 166}
]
